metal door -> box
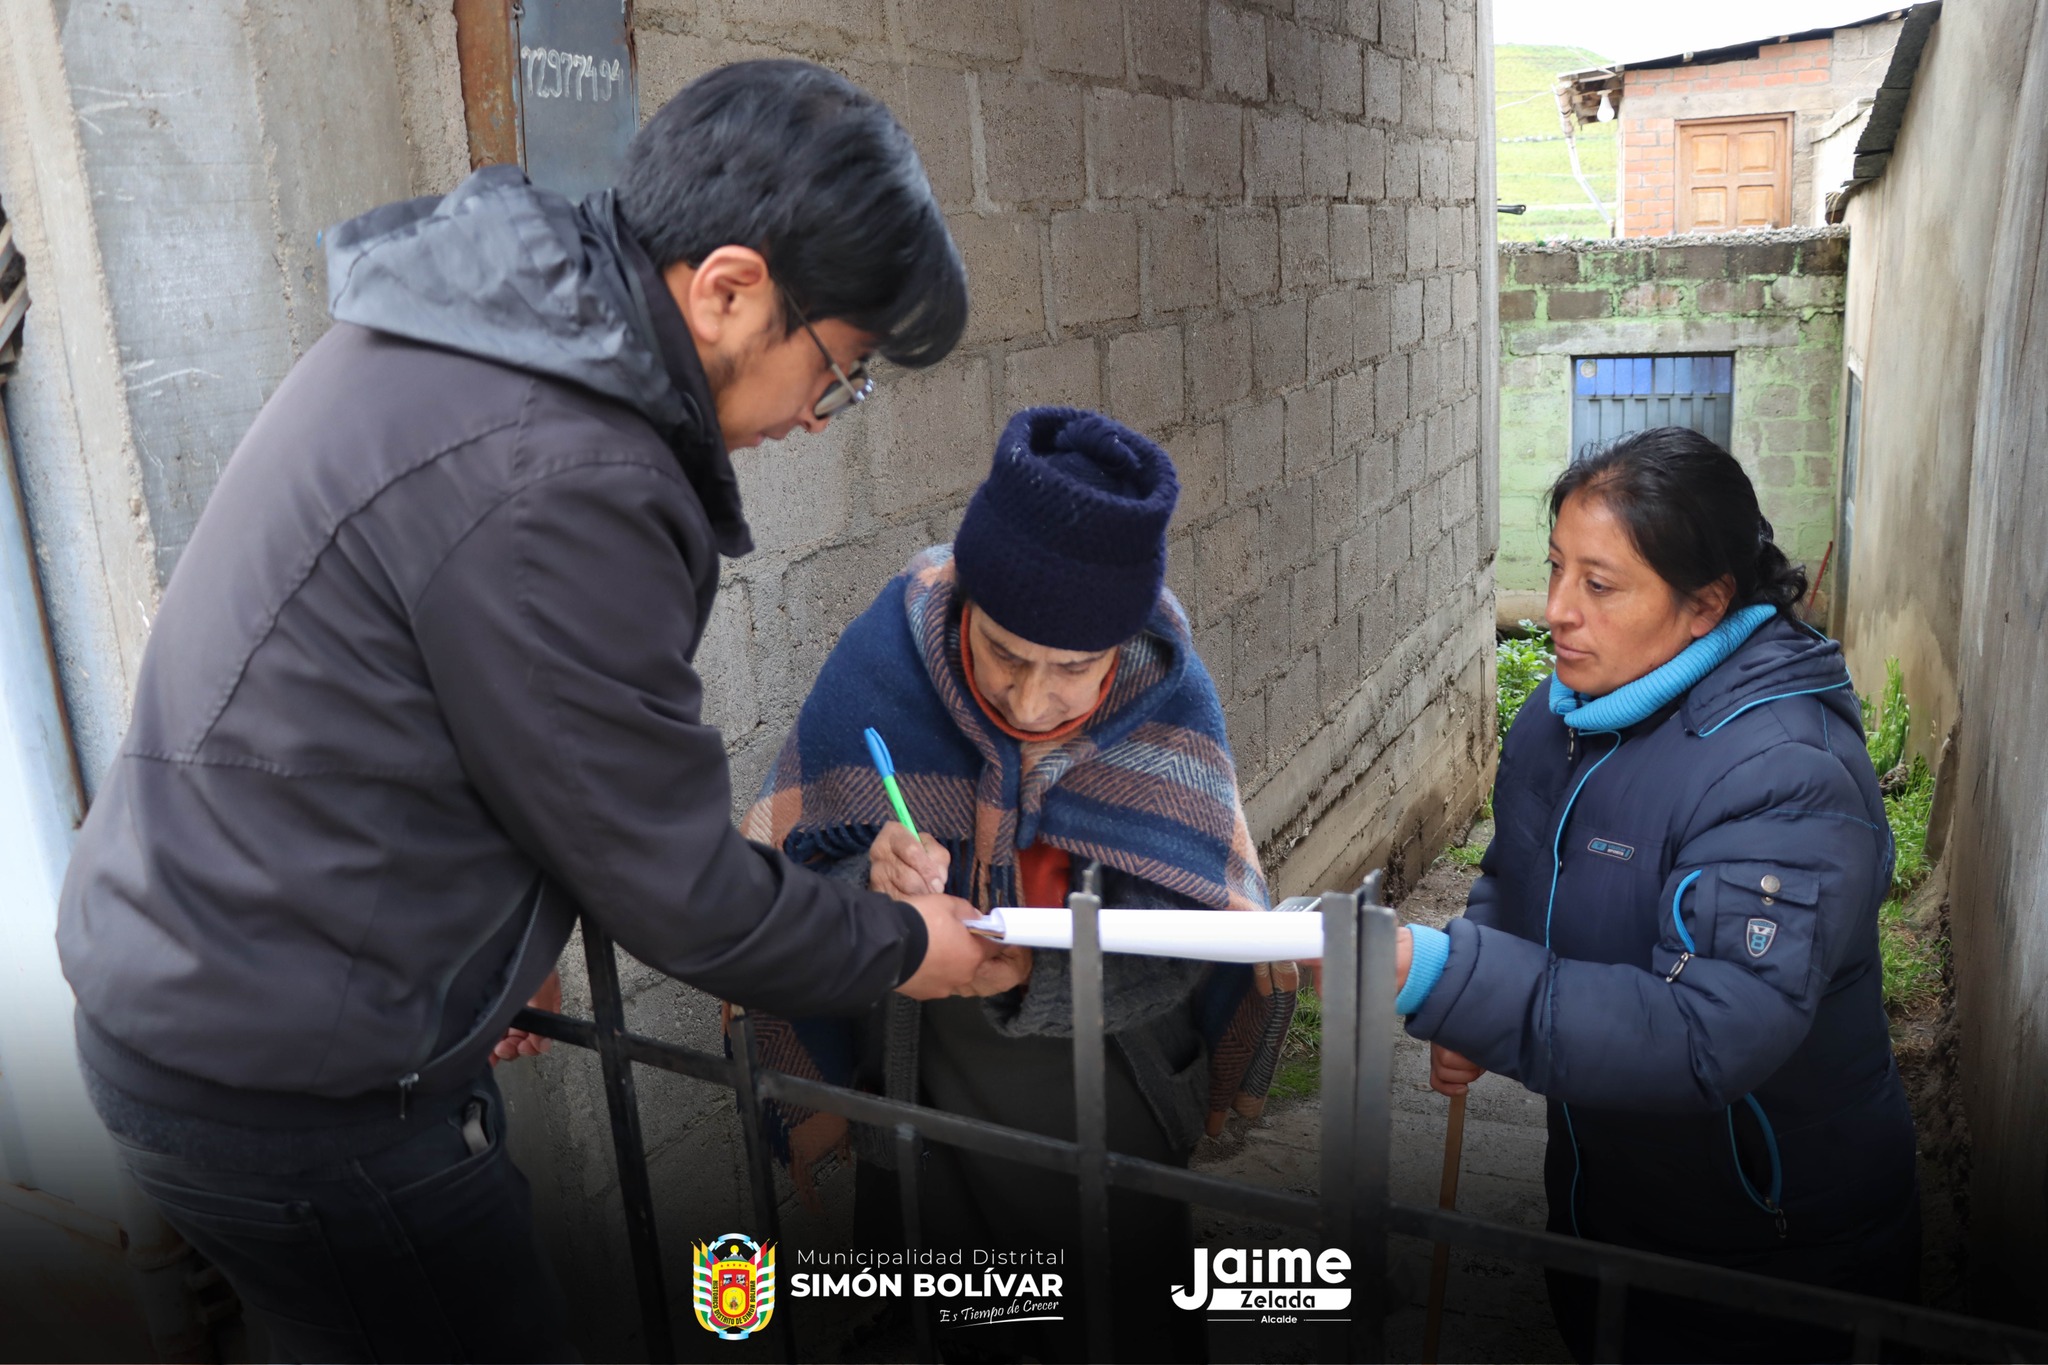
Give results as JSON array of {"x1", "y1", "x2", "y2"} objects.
[{"x1": 1572, "y1": 354, "x2": 1734, "y2": 459}]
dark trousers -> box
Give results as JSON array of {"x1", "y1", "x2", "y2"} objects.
[{"x1": 101, "y1": 1071, "x2": 576, "y2": 1364}]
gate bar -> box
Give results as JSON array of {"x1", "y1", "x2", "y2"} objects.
[
  {"x1": 1069, "y1": 867, "x2": 1115, "y2": 1363},
  {"x1": 1352, "y1": 874, "x2": 1395, "y2": 1363},
  {"x1": 726, "y1": 1004, "x2": 799, "y2": 1364},
  {"x1": 581, "y1": 923, "x2": 675, "y2": 1364},
  {"x1": 1315, "y1": 886, "x2": 1360, "y2": 1365},
  {"x1": 893, "y1": 1123, "x2": 937, "y2": 1365}
]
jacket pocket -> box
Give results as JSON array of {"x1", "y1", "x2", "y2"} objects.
[
  {"x1": 1725, "y1": 1094, "x2": 1787, "y2": 1235},
  {"x1": 121, "y1": 1166, "x2": 324, "y2": 1245},
  {"x1": 1709, "y1": 862, "x2": 1820, "y2": 992}
]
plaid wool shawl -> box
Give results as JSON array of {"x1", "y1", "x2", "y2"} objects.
[{"x1": 738, "y1": 547, "x2": 1298, "y2": 1163}]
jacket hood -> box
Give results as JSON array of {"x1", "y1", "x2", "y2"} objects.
[
  {"x1": 325, "y1": 166, "x2": 686, "y2": 427},
  {"x1": 324, "y1": 166, "x2": 752, "y2": 556},
  {"x1": 1681, "y1": 612, "x2": 1859, "y2": 737}
]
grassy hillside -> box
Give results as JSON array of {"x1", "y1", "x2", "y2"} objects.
[{"x1": 1496, "y1": 44, "x2": 1617, "y2": 242}]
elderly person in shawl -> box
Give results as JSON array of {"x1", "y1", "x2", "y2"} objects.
[{"x1": 741, "y1": 407, "x2": 1293, "y2": 1362}]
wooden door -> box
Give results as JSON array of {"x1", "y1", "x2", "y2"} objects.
[{"x1": 1677, "y1": 116, "x2": 1791, "y2": 231}]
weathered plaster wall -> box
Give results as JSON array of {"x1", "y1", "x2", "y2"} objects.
[
  {"x1": 1840, "y1": 0, "x2": 2048, "y2": 1321},
  {"x1": 1616, "y1": 20, "x2": 1902, "y2": 237},
  {"x1": 1494, "y1": 230, "x2": 1845, "y2": 625},
  {"x1": 0, "y1": 0, "x2": 417, "y2": 789},
  {"x1": 1836, "y1": 6, "x2": 2033, "y2": 770}
]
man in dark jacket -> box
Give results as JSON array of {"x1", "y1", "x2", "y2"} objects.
[{"x1": 56, "y1": 60, "x2": 992, "y2": 1361}]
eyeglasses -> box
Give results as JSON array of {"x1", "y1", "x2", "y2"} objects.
[{"x1": 787, "y1": 296, "x2": 874, "y2": 420}]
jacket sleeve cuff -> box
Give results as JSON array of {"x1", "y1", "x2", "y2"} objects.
[
  {"x1": 1396, "y1": 924, "x2": 1453, "y2": 1016},
  {"x1": 890, "y1": 898, "x2": 929, "y2": 988}
]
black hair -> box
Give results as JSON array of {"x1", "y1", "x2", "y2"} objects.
[
  {"x1": 617, "y1": 59, "x2": 968, "y2": 368},
  {"x1": 1548, "y1": 426, "x2": 1808, "y2": 612}
]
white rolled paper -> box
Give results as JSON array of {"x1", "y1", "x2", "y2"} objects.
[{"x1": 964, "y1": 907, "x2": 1324, "y2": 964}]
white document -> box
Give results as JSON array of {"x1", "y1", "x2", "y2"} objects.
[{"x1": 965, "y1": 907, "x2": 1323, "y2": 964}]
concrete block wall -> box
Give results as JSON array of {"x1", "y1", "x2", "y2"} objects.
[
  {"x1": 1616, "y1": 19, "x2": 1903, "y2": 235},
  {"x1": 615, "y1": 3, "x2": 1496, "y2": 899},
  {"x1": 1494, "y1": 230, "x2": 1844, "y2": 626},
  {"x1": 517, "y1": 2, "x2": 1498, "y2": 1356}
]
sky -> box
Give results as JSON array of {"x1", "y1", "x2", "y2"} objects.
[{"x1": 1492, "y1": 0, "x2": 1903, "y2": 63}]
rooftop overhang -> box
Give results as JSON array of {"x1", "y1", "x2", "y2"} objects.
[
  {"x1": 1828, "y1": 2, "x2": 1942, "y2": 218},
  {"x1": 1553, "y1": 7, "x2": 1925, "y2": 131}
]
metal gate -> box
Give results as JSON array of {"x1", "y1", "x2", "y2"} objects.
[{"x1": 514, "y1": 873, "x2": 2048, "y2": 1364}]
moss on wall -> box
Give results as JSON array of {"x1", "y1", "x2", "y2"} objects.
[{"x1": 1495, "y1": 230, "x2": 1848, "y2": 617}]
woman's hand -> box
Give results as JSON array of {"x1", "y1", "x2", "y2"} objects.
[
  {"x1": 1430, "y1": 1043, "x2": 1485, "y2": 1097},
  {"x1": 1303, "y1": 924, "x2": 1416, "y2": 996},
  {"x1": 964, "y1": 945, "x2": 1034, "y2": 996},
  {"x1": 869, "y1": 821, "x2": 951, "y2": 896}
]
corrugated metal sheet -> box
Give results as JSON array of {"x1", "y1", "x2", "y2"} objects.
[{"x1": 1571, "y1": 354, "x2": 1735, "y2": 458}]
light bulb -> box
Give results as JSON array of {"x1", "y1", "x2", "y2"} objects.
[{"x1": 1596, "y1": 90, "x2": 1615, "y2": 122}]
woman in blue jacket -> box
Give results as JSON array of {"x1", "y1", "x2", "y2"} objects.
[{"x1": 1393, "y1": 427, "x2": 1918, "y2": 1361}]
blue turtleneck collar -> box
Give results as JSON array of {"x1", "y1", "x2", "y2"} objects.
[{"x1": 1548, "y1": 603, "x2": 1780, "y2": 733}]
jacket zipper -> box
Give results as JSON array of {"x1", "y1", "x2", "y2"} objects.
[{"x1": 399, "y1": 1072, "x2": 419, "y2": 1119}]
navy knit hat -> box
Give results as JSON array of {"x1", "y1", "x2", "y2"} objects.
[{"x1": 953, "y1": 408, "x2": 1180, "y2": 652}]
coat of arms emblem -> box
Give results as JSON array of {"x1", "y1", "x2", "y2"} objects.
[{"x1": 692, "y1": 1233, "x2": 776, "y2": 1340}]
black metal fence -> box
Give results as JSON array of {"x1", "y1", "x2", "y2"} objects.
[{"x1": 513, "y1": 874, "x2": 2048, "y2": 1364}]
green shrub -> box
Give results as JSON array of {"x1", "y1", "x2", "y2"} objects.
[
  {"x1": 1885, "y1": 756, "x2": 1935, "y2": 898},
  {"x1": 1859, "y1": 660, "x2": 1942, "y2": 1016},
  {"x1": 1497, "y1": 623, "x2": 1556, "y2": 747}
]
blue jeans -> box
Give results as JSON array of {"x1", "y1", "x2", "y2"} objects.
[{"x1": 107, "y1": 1074, "x2": 576, "y2": 1363}]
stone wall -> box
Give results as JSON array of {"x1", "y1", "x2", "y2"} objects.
[
  {"x1": 1615, "y1": 19, "x2": 1902, "y2": 235},
  {"x1": 1494, "y1": 230, "x2": 1844, "y2": 625}
]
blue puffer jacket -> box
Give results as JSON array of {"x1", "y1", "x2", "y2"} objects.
[{"x1": 1406, "y1": 607, "x2": 1917, "y2": 1288}]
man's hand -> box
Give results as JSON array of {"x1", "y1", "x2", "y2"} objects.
[
  {"x1": 490, "y1": 970, "x2": 561, "y2": 1066},
  {"x1": 869, "y1": 821, "x2": 951, "y2": 897},
  {"x1": 1430, "y1": 1043, "x2": 1486, "y2": 1097},
  {"x1": 894, "y1": 893, "x2": 1001, "y2": 1000},
  {"x1": 964, "y1": 945, "x2": 1033, "y2": 997}
]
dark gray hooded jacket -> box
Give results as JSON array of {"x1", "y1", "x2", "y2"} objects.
[{"x1": 58, "y1": 167, "x2": 926, "y2": 1122}]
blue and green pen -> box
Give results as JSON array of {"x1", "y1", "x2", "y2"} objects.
[{"x1": 863, "y1": 727, "x2": 920, "y2": 837}]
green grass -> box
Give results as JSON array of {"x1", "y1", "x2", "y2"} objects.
[
  {"x1": 1272, "y1": 984, "x2": 1324, "y2": 1100},
  {"x1": 1495, "y1": 44, "x2": 1617, "y2": 242},
  {"x1": 1878, "y1": 895, "x2": 1942, "y2": 1015},
  {"x1": 1864, "y1": 657, "x2": 1911, "y2": 777}
]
